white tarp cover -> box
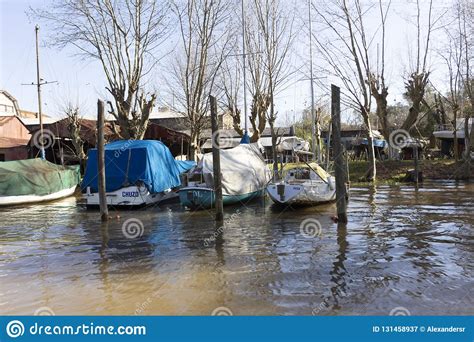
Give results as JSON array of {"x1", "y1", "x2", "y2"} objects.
[
  {"x1": 198, "y1": 143, "x2": 271, "y2": 196},
  {"x1": 276, "y1": 136, "x2": 310, "y2": 152}
]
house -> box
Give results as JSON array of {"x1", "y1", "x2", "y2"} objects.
[
  {"x1": 0, "y1": 116, "x2": 31, "y2": 161},
  {"x1": 28, "y1": 114, "x2": 193, "y2": 164},
  {"x1": 27, "y1": 118, "x2": 118, "y2": 165},
  {"x1": 321, "y1": 126, "x2": 388, "y2": 160},
  {"x1": 146, "y1": 106, "x2": 233, "y2": 158},
  {"x1": 1, "y1": 89, "x2": 54, "y2": 123},
  {"x1": 0, "y1": 90, "x2": 21, "y2": 117},
  {"x1": 0, "y1": 90, "x2": 47, "y2": 161},
  {"x1": 433, "y1": 118, "x2": 473, "y2": 158},
  {"x1": 199, "y1": 126, "x2": 311, "y2": 163}
]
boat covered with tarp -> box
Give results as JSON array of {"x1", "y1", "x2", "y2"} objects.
[
  {"x1": 0, "y1": 158, "x2": 80, "y2": 206},
  {"x1": 179, "y1": 143, "x2": 271, "y2": 209},
  {"x1": 82, "y1": 140, "x2": 195, "y2": 207}
]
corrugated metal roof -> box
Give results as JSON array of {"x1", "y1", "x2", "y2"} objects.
[
  {"x1": 0, "y1": 137, "x2": 29, "y2": 148},
  {"x1": 18, "y1": 117, "x2": 58, "y2": 126},
  {"x1": 201, "y1": 135, "x2": 306, "y2": 150}
]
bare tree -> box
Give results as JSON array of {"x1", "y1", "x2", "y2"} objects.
[
  {"x1": 313, "y1": 0, "x2": 377, "y2": 181},
  {"x1": 400, "y1": 0, "x2": 443, "y2": 132},
  {"x1": 63, "y1": 103, "x2": 86, "y2": 169},
  {"x1": 32, "y1": 0, "x2": 171, "y2": 139},
  {"x1": 439, "y1": 5, "x2": 464, "y2": 162},
  {"x1": 368, "y1": 0, "x2": 391, "y2": 141},
  {"x1": 170, "y1": 0, "x2": 233, "y2": 160},
  {"x1": 456, "y1": 0, "x2": 474, "y2": 168},
  {"x1": 220, "y1": 59, "x2": 244, "y2": 136},
  {"x1": 459, "y1": 0, "x2": 474, "y2": 110},
  {"x1": 220, "y1": 2, "x2": 273, "y2": 144},
  {"x1": 251, "y1": 0, "x2": 295, "y2": 178}
]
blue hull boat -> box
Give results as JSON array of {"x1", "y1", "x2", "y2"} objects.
[{"x1": 179, "y1": 187, "x2": 264, "y2": 209}]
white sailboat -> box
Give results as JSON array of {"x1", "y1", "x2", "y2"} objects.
[{"x1": 266, "y1": 163, "x2": 336, "y2": 206}]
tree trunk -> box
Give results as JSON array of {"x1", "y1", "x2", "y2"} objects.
[
  {"x1": 375, "y1": 96, "x2": 389, "y2": 141},
  {"x1": 363, "y1": 110, "x2": 376, "y2": 181},
  {"x1": 188, "y1": 132, "x2": 199, "y2": 161},
  {"x1": 453, "y1": 109, "x2": 458, "y2": 162},
  {"x1": 268, "y1": 78, "x2": 279, "y2": 181},
  {"x1": 401, "y1": 103, "x2": 421, "y2": 132}
]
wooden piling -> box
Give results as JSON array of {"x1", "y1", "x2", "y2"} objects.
[
  {"x1": 209, "y1": 95, "x2": 224, "y2": 222},
  {"x1": 97, "y1": 100, "x2": 108, "y2": 222},
  {"x1": 331, "y1": 85, "x2": 348, "y2": 223}
]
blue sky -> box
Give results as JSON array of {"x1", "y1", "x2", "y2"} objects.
[{"x1": 0, "y1": 0, "x2": 453, "y2": 125}]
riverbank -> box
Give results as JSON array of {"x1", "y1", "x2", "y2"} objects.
[{"x1": 348, "y1": 160, "x2": 474, "y2": 184}]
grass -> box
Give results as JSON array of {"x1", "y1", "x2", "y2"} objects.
[
  {"x1": 267, "y1": 159, "x2": 472, "y2": 184},
  {"x1": 347, "y1": 159, "x2": 471, "y2": 184}
]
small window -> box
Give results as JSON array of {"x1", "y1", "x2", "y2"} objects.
[{"x1": 0, "y1": 154, "x2": 5, "y2": 161}]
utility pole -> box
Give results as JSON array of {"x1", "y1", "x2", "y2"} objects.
[
  {"x1": 22, "y1": 25, "x2": 57, "y2": 159},
  {"x1": 240, "y1": 0, "x2": 250, "y2": 143},
  {"x1": 35, "y1": 25, "x2": 45, "y2": 160},
  {"x1": 308, "y1": 0, "x2": 319, "y2": 163}
]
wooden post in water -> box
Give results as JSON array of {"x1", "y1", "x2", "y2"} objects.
[
  {"x1": 331, "y1": 85, "x2": 348, "y2": 223},
  {"x1": 209, "y1": 95, "x2": 224, "y2": 222},
  {"x1": 97, "y1": 100, "x2": 108, "y2": 222}
]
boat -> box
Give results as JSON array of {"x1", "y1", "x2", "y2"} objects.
[
  {"x1": 179, "y1": 144, "x2": 271, "y2": 209},
  {"x1": 266, "y1": 162, "x2": 336, "y2": 206},
  {"x1": 433, "y1": 118, "x2": 473, "y2": 158},
  {"x1": 81, "y1": 140, "x2": 195, "y2": 208},
  {"x1": 0, "y1": 158, "x2": 80, "y2": 206}
]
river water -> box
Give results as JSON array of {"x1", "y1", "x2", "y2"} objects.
[{"x1": 0, "y1": 181, "x2": 472, "y2": 315}]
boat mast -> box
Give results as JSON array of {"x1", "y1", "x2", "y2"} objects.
[
  {"x1": 240, "y1": 0, "x2": 249, "y2": 143},
  {"x1": 308, "y1": 0, "x2": 318, "y2": 162},
  {"x1": 35, "y1": 25, "x2": 45, "y2": 160}
]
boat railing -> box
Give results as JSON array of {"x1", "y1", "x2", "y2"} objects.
[{"x1": 435, "y1": 123, "x2": 454, "y2": 131}]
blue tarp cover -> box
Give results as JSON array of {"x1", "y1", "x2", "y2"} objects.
[{"x1": 82, "y1": 140, "x2": 195, "y2": 193}]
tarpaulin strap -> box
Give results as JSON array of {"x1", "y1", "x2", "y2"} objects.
[{"x1": 124, "y1": 148, "x2": 132, "y2": 187}]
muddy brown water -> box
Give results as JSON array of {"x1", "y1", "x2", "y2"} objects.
[{"x1": 0, "y1": 181, "x2": 472, "y2": 315}]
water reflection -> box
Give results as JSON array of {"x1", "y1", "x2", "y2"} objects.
[
  {"x1": 0, "y1": 181, "x2": 472, "y2": 315},
  {"x1": 329, "y1": 222, "x2": 348, "y2": 312}
]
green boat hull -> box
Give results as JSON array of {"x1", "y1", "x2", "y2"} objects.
[{"x1": 179, "y1": 187, "x2": 264, "y2": 209}]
